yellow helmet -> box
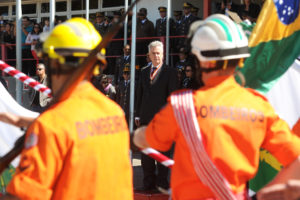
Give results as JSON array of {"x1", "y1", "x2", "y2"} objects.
[{"x1": 43, "y1": 17, "x2": 106, "y2": 66}]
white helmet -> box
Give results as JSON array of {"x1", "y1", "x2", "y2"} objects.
[{"x1": 190, "y1": 14, "x2": 250, "y2": 62}]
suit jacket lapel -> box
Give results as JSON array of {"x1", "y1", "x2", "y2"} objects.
[{"x1": 150, "y1": 64, "x2": 164, "y2": 85}]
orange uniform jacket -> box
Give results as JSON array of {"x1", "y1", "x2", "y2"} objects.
[
  {"x1": 7, "y1": 81, "x2": 133, "y2": 200},
  {"x1": 146, "y1": 76, "x2": 300, "y2": 200}
]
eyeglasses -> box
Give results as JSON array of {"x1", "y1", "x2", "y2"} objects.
[
  {"x1": 37, "y1": 68, "x2": 43, "y2": 71},
  {"x1": 34, "y1": 26, "x2": 40, "y2": 28},
  {"x1": 185, "y1": 70, "x2": 192, "y2": 72}
]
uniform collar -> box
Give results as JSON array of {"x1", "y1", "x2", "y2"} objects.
[
  {"x1": 184, "y1": 14, "x2": 191, "y2": 18},
  {"x1": 204, "y1": 75, "x2": 235, "y2": 87},
  {"x1": 141, "y1": 19, "x2": 147, "y2": 24}
]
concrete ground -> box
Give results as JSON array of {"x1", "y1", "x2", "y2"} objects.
[{"x1": 132, "y1": 152, "x2": 169, "y2": 200}]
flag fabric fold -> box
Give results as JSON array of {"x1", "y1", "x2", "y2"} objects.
[
  {"x1": 237, "y1": 0, "x2": 300, "y2": 192},
  {"x1": 239, "y1": 0, "x2": 300, "y2": 94},
  {"x1": 0, "y1": 83, "x2": 39, "y2": 192},
  {"x1": 249, "y1": 58, "x2": 300, "y2": 192}
]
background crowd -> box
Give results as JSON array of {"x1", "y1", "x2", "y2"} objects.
[
  {"x1": 0, "y1": 0, "x2": 261, "y2": 76},
  {"x1": 0, "y1": 0, "x2": 262, "y2": 193}
]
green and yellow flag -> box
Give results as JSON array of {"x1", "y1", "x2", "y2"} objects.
[
  {"x1": 237, "y1": 0, "x2": 300, "y2": 192},
  {"x1": 0, "y1": 165, "x2": 15, "y2": 194},
  {"x1": 239, "y1": 0, "x2": 300, "y2": 94}
]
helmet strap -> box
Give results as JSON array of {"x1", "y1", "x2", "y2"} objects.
[
  {"x1": 238, "y1": 58, "x2": 244, "y2": 68},
  {"x1": 235, "y1": 70, "x2": 245, "y2": 87},
  {"x1": 222, "y1": 60, "x2": 228, "y2": 70},
  {"x1": 43, "y1": 55, "x2": 53, "y2": 91}
]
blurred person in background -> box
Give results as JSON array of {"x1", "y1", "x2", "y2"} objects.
[
  {"x1": 26, "y1": 23, "x2": 42, "y2": 67},
  {"x1": 3, "y1": 22, "x2": 16, "y2": 66},
  {"x1": 28, "y1": 63, "x2": 52, "y2": 113},
  {"x1": 21, "y1": 16, "x2": 34, "y2": 76}
]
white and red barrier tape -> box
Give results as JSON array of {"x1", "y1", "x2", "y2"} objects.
[
  {"x1": 141, "y1": 148, "x2": 174, "y2": 168},
  {"x1": 0, "y1": 60, "x2": 52, "y2": 97},
  {"x1": 0, "y1": 61, "x2": 174, "y2": 168}
]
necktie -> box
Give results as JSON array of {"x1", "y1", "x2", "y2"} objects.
[{"x1": 150, "y1": 67, "x2": 157, "y2": 77}]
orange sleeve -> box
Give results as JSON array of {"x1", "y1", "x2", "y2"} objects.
[
  {"x1": 6, "y1": 119, "x2": 67, "y2": 200},
  {"x1": 262, "y1": 112, "x2": 300, "y2": 167},
  {"x1": 146, "y1": 102, "x2": 180, "y2": 151}
]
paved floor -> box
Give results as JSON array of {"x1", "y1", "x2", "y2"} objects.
[{"x1": 132, "y1": 152, "x2": 170, "y2": 199}]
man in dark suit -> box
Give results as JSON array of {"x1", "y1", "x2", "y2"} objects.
[
  {"x1": 171, "y1": 10, "x2": 183, "y2": 65},
  {"x1": 177, "y1": 2, "x2": 198, "y2": 50},
  {"x1": 135, "y1": 41, "x2": 178, "y2": 193},
  {"x1": 155, "y1": 7, "x2": 175, "y2": 37},
  {"x1": 155, "y1": 6, "x2": 175, "y2": 67},
  {"x1": 191, "y1": 6, "x2": 201, "y2": 20},
  {"x1": 116, "y1": 66, "x2": 132, "y2": 124},
  {"x1": 106, "y1": 11, "x2": 124, "y2": 75},
  {"x1": 172, "y1": 10, "x2": 183, "y2": 37},
  {"x1": 136, "y1": 8, "x2": 155, "y2": 68},
  {"x1": 114, "y1": 44, "x2": 131, "y2": 86},
  {"x1": 155, "y1": 7, "x2": 167, "y2": 37},
  {"x1": 93, "y1": 12, "x2": 108, "y2": 36}
]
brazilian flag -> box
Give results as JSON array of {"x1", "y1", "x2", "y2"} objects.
[
  {"x1": 0, "y1": 165, "x2": 15, "y2": 193},
  {"x1": 237, "y1": 0, "x2": 300, "y2": 192},
  {"x1": 239, "y1": 0, "x2": 300, "y2": 94}
]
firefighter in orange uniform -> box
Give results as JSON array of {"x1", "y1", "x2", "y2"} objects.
[
  {"x1": 133, "y1": 14, "x2": 300, "y2": 200},
  {"x1": 0, "y1": 18, "x2": 133, "y2": 200}
]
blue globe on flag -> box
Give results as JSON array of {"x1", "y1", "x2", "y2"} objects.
[{"x1": 274, "y1": 0, "x2": 300, "y2": 25}]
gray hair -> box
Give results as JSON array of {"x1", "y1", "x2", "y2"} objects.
[{"x1": 148, "y1": 40, "x2": 164, "y2": 53}]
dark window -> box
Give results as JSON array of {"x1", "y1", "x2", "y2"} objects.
[
  {"x1": 56, "y1": 16, "x2": 68, "y2": 23},
  {"x1": 103, "y1": 0, "x2": 127, "y2": 8},
  {"x1": 72, "y1": 14, "x2": 85, "y2": 18},
  {"x1": 41, "y1": 1, "x2": 67, "y2": 13},
  {"x1": 0, "y1": 6, "x2": 9, "y2": 16},
  {"x1": 13, "y1": 4, "x2": 37, "y2": 15},
  {"x1": 41, "y1": 3, "x2": 48, "y2": 13},
  {"x1": 72, "y1": 0, "x2": 98, "y2": 10},
  {"x1": 56, "y1": 2, "x2": 68, "y2": 12}
]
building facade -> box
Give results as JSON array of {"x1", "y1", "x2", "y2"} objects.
[{"x1": 0, "y1": 0, "x2": 206, "y2": 24}]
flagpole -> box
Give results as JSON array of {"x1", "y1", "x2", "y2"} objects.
[
  {"x1": 16, "y1": 0, "x2": 22, "y2": 104},
  {"x1": 86, "y1": 0, "x2": 89, "y2": 21},
  {"x1": 124, "y1": 0, "x2": 128, "y2": 45},
  {"x1": 166, "y1": 0, "x2": 171, "y2": 65},
  {"x1": 129, "y1": 4, "x2": 137, "y2": 134},
  {"x1": 49, "y1": 0, "x2": 55, "y2": 30}
]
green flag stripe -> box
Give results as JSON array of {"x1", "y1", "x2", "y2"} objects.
[
  {"x1": 239, "y1": 30, "x2": 300, "y2": 94},
  {"x1": 209, "y1": 18, "x2": 232, "y2": 42},
  {"x1": 249, "y1": 159, "x2": 279, "y2": 192}
]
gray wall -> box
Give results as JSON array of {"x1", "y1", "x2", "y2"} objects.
[{"x1": 4, "y1": 77, "x2": 31, "y2": 109}]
